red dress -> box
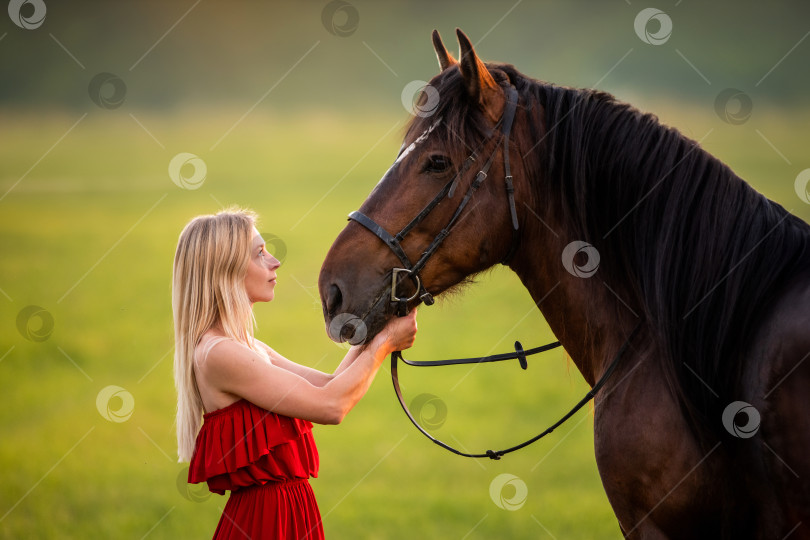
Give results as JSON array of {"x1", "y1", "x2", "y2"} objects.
[{"x1": 188, "y1": 398, "x2": 324, "y2": 539}]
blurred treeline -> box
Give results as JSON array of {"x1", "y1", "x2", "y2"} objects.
[{"x1": 1, "y1": 0, "x2": 808, "y2": 114}]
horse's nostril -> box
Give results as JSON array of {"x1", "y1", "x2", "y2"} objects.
[
  {"x1": 340, "y1": 324, "x2": 355, "y2": 342},
  {"x1": 326, "y1": 283, "x2": 343, "y2": 315}
]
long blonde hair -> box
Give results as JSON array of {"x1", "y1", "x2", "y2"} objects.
[{"x1": 172, "y1": 207, "x2": 263, "y2": 462}]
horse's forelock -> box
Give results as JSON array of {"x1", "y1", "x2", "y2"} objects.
[{"x1": 405, "y1": 67, "x2": 505, "y2": 165}]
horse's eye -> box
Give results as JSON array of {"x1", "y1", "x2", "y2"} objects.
[{"x1": 424, "y1": 155, "x2": 451, "y2": 174}]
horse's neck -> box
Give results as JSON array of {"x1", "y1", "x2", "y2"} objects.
[
  {"x1": 501, "y1": 86, "x2": 647, "y2": 385},
  {"x1": 507, "y1": 215, "x2": 638, "y2": 387}
]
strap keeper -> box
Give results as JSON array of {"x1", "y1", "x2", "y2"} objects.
[
  {"x1": 505, "y1": 175, "x2": 515, "y2": 194},
  {"x1": 486, "y1": 450, "x2": 502, "y2": 460},
  {"x1": 396, "y1": 299, "x2": 408, "y2": 317},
  {"x1": 514, "y1": 341, "x2": 528, "y2": 370}
]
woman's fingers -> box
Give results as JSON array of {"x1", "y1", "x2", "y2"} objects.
[
  {"x1": 376, "y1": 309, "x2": 419, "y2": 353},
  {"x1": 391, "y1": 309, "x2": 418, "y2": 350}
]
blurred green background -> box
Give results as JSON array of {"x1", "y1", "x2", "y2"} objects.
[{"x1": 1, "y1": 1, "x2": 809, "y2": 538}]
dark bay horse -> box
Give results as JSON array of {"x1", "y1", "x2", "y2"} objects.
[{"x1": 318, "y1": 29, "x2": 810, "y2": 538}]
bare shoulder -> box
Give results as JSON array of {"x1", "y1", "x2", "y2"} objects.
[
  {"x1": 199, "y1": 337, "x2": 268, "y2": 379},
  {"x1": 208, "y1": 338, "x2": 264, "y2": 363},
  {"x1": 194, "y1": 330, "x2": 228, "y2": 360}
]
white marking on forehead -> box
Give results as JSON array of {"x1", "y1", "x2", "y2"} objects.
[{"x1": 393, "y1": 117, "x2": 443, "y2": 166}]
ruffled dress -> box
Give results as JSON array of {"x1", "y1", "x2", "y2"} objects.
[{"x1": 188, "y1": 337, "x2": 324, "y2": 539}]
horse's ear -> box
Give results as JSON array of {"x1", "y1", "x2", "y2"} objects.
[
  {"x1": 432, "y1": 29, "x2": 457, "y2": 71},
  {"x1": 456, "y1": 28, "x2": 504, "y2": 123}
]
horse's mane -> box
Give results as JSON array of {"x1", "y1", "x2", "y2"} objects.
[
  {"x1": 524, "y1": 68, "x2": 810, "y2": 442},
  {"x1": 411, "y1": 64, "x2": 810, "y2": 443}
]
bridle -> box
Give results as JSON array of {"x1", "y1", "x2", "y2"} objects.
[
  {"x1": 347, "y1": 85, "x2": 640, "y2": 459},
  {"x1": 348, "y1": 85, "x2": 522, "y2": 318}
]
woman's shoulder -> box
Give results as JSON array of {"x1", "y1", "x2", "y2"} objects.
[
  {"x1": 196, "y1": 330, "x2": 231, "y2": 348},
  {"x1": 197, "y1": 332, "x2": 271, "y2": 366},
  {"x1": 194, "y1": 331, "x2": 233, "y2": 364}
]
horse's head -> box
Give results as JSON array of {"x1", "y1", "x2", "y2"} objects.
[{"x1": 319, "y1": 29, "x2": 527, "y2": 344}]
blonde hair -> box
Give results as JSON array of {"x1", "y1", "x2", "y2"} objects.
[{"x1": 172, "y1": 206, "x2": 264, "y2": 462}]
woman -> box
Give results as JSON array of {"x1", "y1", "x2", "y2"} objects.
[{"x1": 172, "y1": 208, "x2": 418, "y2": 539}]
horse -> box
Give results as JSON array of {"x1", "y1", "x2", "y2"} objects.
[{"x1": 317, "y1": 28, "x2": 810, "y2": 538}]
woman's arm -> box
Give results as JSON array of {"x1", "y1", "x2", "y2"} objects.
[
  {"x1": 257, "y1": 341, "x2": 363, "y2": 387},
  {"x1": 199, "y1": 311, "x2": 417, "y2": 424}
]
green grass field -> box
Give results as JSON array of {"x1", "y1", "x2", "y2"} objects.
[{"x1": 1, "y1": 100, "x2": 808, "y2": 539}]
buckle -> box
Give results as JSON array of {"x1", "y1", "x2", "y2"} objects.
[{"x1": 391, "y1": 268, "x2": 421, "y2": 303}]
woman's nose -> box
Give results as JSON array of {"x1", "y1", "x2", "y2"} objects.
[{"x1": 268, "y1": 255, "x2": 281, "y2": 269}]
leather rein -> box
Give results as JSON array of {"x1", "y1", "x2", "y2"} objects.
[{"x1": 347, "y1": 86, "x2": 640, "y2": 459}]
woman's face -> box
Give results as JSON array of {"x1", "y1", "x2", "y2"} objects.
[{"x1": 244, "y1": 226, "x2": 281, "y2": 303}]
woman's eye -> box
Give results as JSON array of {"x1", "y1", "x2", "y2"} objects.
[{"x1": 424, "y1": 155, "x2": 451, "y2": 173}]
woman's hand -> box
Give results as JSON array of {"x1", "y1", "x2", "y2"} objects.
[{"x1": 374, "y1": 309, "x2": 418, "y2": 356}]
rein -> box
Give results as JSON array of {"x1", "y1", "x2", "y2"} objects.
[
  {"x1": 391, "y1": 323, "x2": 641, "y2": 459},
  {"x1": 346, "y1": 84, "x2": 640, "y2": 459}
]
